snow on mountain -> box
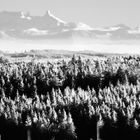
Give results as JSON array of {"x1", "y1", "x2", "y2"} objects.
[
  {"x1": 20, "y1": 11, "x2": 32, "y2": 20},
  {"x1": 45, "y1": 10, "x2": 66, "y2": 26},
  {"x1": 93, "y1": 27, "x2": 121, "y2": 32},
  {"x1": 108, "y1": 27, "x2": 121, "y2": 31},
  {"x1": 74, "y1": 22, "x2": 93, "y2": 30},
  {"x1": 24, "y1": 28, "x2": 48, "y2": 35},
  {"x1": 103, "y1": 27, "x2": 121, "y2": 31},
  {"x1": 128, "y1": 27, "x2": 140, "y2": 34}
]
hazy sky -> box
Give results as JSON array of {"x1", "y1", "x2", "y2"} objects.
[{"x1": 0, "y1": 0, "x2": 140, "y2": 27}]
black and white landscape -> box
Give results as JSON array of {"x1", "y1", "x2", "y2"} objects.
[{"x1": 1, "y1": 1, "x2": 140, "y2": 140}]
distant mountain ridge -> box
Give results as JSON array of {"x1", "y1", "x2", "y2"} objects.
[{"x1": 0, "y1": 10, "x2": 140, "y2": 40}]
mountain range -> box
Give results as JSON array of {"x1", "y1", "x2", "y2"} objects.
[{"x1": 0, "y1": 10, "x2": 140, "y2": 41}]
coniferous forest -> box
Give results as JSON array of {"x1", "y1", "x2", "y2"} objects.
[{"x1": 0, "y1": 55, "x2": 140, "y2": 140}]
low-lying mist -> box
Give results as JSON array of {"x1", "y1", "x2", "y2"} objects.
[{"x1": 0, "y1": 39, "x2": 140, "y2": 54}]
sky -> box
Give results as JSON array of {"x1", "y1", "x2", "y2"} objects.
[{"x1": 0, "y1": 0, "x2": 140, "y2": 27}]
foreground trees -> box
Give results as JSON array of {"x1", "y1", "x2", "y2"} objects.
[{"x1": 0, "y1": 55, "x2": 140, "y2": 139}]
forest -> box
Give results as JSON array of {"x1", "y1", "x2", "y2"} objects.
[{"x1": 0, "y1": 55, "x2": 140, "y2": 140}]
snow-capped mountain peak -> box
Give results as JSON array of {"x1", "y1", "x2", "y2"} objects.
[{"x1": 45, "y1": 10, "x2": 66, "y2": 25}]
